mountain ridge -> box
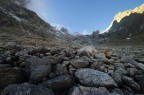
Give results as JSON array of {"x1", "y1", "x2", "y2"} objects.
[{"x1": 107, "y1": 4, "x2": 144, "y2": 31}]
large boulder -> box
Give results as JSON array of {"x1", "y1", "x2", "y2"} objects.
[
  {"x1": 0, "y1": 64, "x2": 12, "y2": 69},
  {"x1": 26, "y1": 56, "x2": 52, "y2": 84},
  {"x1": 0, "y1": 53, "x2": 6, "y2": 64},
  {"x1": 70, "y1": 57, "x2": 89, "y2": 68},
  {"x1": 1, "y1": 83, "x2": 54, "y2": 95},
  {"x1": 77, "y1": 46, "x2": 98, "y2": 57},
  {"x1": 68, "y1": 86, "x2": 114, "y2": 95},
  {"x1": 0, "y1": 68, "x2": 27, "y2": 91},
  {"x1": 75, "y1": 68, "x2": 117, "y2": 88},
  {"x1": 135, "y1": 75, "x2": 144, "y2": 93},
  {"x1": 40, "y1": 74, "x2": 73, "y2": 91},
  {"x1": 122, "y1": 76, "x2": 140, "y2": 91}
]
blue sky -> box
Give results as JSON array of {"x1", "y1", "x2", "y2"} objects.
[{"x1": 27, "y1": 0, "x2": 144, "y2": 34}]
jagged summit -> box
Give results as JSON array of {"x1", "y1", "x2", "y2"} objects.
[
  {"x1": 107, "y1": 4, "x2": 144, "y2": 31},
  {"x1": 115, "y1": 4, "x2": 144, "y2": 23}
]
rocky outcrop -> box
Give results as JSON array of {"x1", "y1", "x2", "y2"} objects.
[{"x1": 1, "y1": 83, "x2": 54, "y2": 95}]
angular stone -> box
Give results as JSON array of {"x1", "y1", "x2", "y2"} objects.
[
  {"x1": 75, "y1": 68, "x2": 117, "y2": 88},
  {"x1": 0, "y1": 68, "x2": 27, "y2": 91},
  {"x1": 70, "y1": 57, "x2": 89, "y2": 68},
  {"x1": 68, "y1": 86, "x2": 112, "y2": 95},
  {"x1": 112, "y1": 73, "x2": 123, "y2": 86},
  {"x1": 54, "y1": 63, "x2": 68, "y2": 75},
  {"x1": 114, "y1": 68, "x2": 128, "y2": 76},
  {"x1": 40, "y1": 74, "x2": 73, "y2": 90}
]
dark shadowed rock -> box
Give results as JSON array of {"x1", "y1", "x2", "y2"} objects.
[
  {"x1": 0, "y1": 53, "x2": 6, "y2": 64},
  {"x1": 30, "y1": 64, "x2": 51, "y2": 84},
  {"x1": 40, "y1": 74, "x2": 73, "y2": 90},
  {"x1": 122, "y1": 76, "x2": 140, "y2": 91},
  {"x1": 136, "y1": 58, "x2": 144, "y2": 64},
  {"x1": 70, "y1": 57, "x2": 89, "y2": 68},
  {"x1": 0, "y1": 64, "x2": 12, "y2": 69},
  {"x1": 134, "y1": 75, "x2": 144, "y2": 93},
  {"x1": 124, "y1": 63, "x2": 136, "y2": 68},
  {"x1": 0, "y1": 68, "x2": 27, "y2": 91},
  {"x1": 26, "y1": 56, "x2": 52, "y2": 84},
  {"x1": 68, "y1": 86, "x2": 113, "y2": 95},
  {"x1": 1, "y1": 83, "x2": 54, "y2": 95},
  {"x1": 75, "y1": 68, "x2": 117, "y2": 88}
]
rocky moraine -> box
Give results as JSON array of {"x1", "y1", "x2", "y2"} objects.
[{"x1": 0, "y1": 45, "x2": 144, "y2": 95}]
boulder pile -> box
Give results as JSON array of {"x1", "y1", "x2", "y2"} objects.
[{"x1": 0, "y1": 46, "x2": 144, "y2": 95}]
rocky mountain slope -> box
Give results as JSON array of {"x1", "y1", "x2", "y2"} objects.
[
  {"x1": 104, "y1": 4, "x2": 144, "y2": 45},
  {"x1": 107, "y1": 4, "x2": 144, "y2": 31},
  {"x1": 0, "y1": 0, "x2": 72, "y2": 47}
]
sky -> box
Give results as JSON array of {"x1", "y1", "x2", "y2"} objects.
[{"x1": 26, "y1": 0, "x2": 144, "y2": 35}]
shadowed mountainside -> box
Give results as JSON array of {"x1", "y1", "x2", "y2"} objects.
[{"x1": 0, "y1": 0, "x2": 75, "y2": 48}]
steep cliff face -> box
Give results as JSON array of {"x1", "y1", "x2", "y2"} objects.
[
  {"x1": 97, "y1": 4, "x2": 144, "y2": 46},
  {"x1": 107, "y1": 4, "x2": 144, "y2": 32}
]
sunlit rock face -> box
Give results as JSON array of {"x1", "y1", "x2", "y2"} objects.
[{"x1": 107, "y1": 4, "x2": 144, "y2": 31}]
